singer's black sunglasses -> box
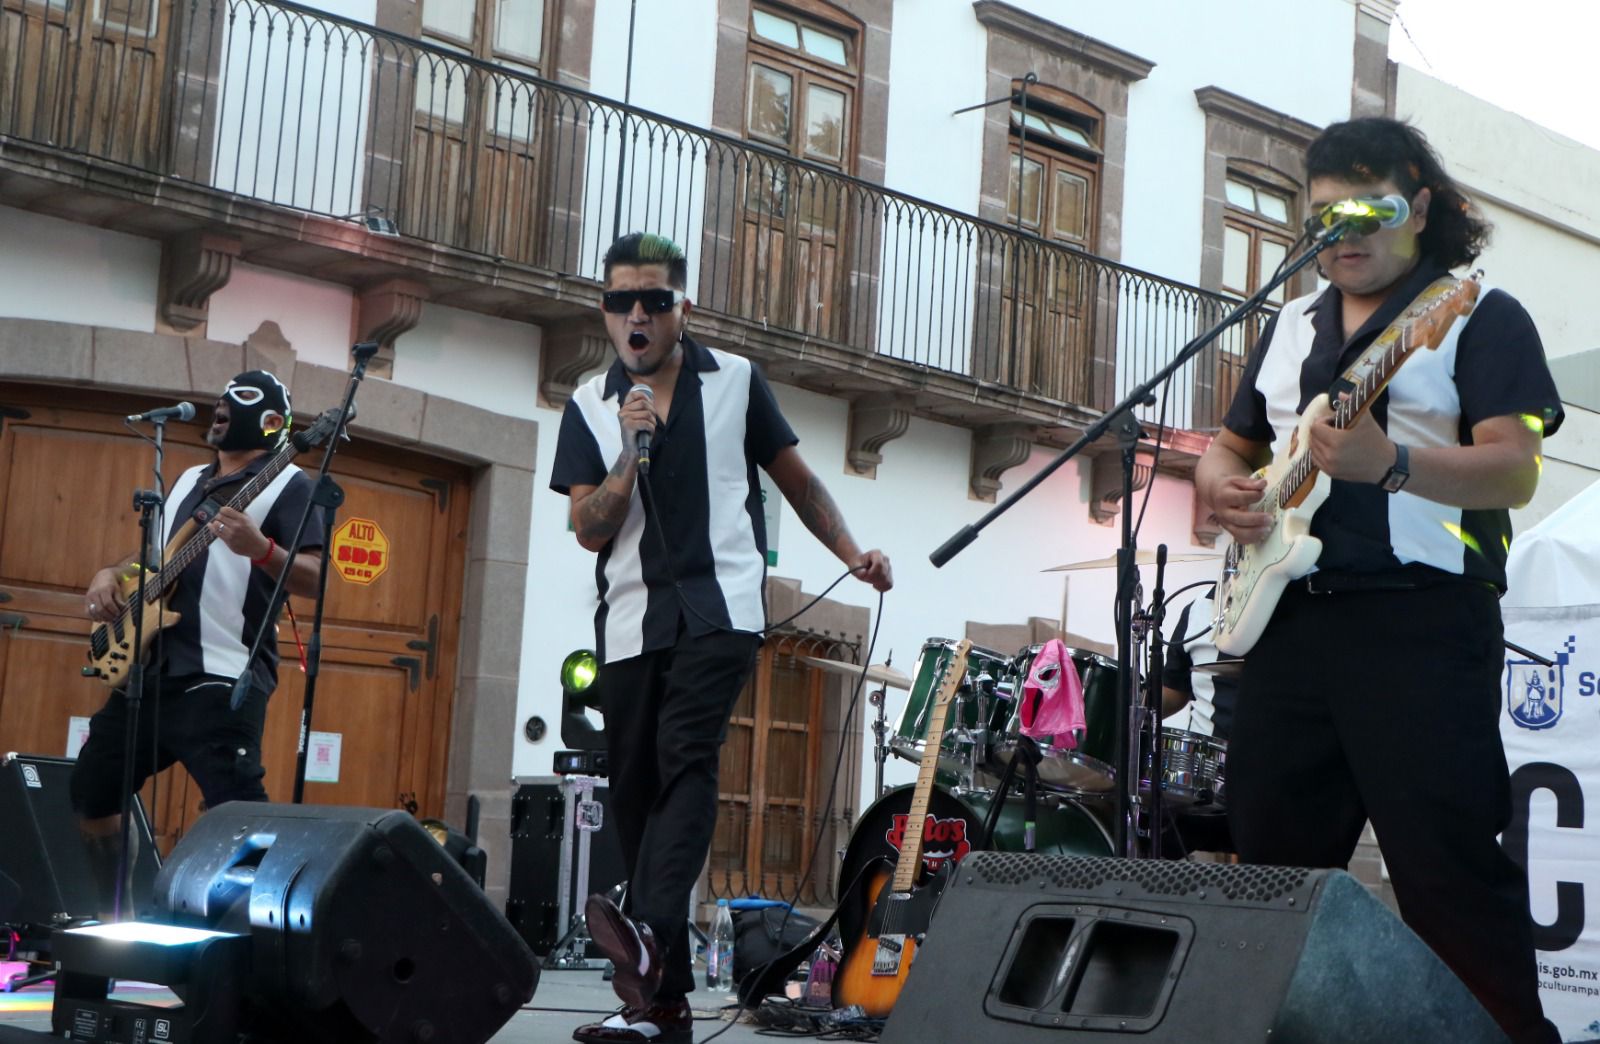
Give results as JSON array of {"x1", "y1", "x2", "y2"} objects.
[{"x1": 601, "y1": 288, "x2": 685, "y2": 315}]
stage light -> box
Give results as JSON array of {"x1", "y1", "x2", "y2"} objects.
[{"x1": 560, "y1": 648, "x2": 597, "y2": 696}]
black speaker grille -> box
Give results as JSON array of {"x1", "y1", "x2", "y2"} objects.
[{"x1": 962, "y1": 852, "x2": 1314, "y2": 905}]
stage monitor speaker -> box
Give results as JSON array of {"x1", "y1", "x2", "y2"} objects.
[
  {"x1": 152, "y1": 801, "x2": 538, "y2": 1044},
  {"x1": 880, "y1": 853, "x2": 1504, "y2": 1043},
  {"x1": 0, "y1": 753, "x2": 160, "y2": 926}
]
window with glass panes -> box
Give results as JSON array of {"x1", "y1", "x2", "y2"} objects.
[
  {"x1": 746, "y1": 5, "x2": 856, "y2": 171},
  {"x1": 1006, "y1": 87, "x2": 1101, "y2": 251},
  {"x1": 1221, "y1": 174, "x2": 1296, "y2": 303},
  {"x1": 416, "y1": 0, "x2": 551, "y2": 129}
]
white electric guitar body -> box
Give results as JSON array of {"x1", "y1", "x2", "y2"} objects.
[{"x1": 1213, "y1": 272, "x2": 1483, "y2": 657}]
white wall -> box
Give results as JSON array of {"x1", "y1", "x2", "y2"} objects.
[
  {"x1": 0, "y1": 206, "x2": 159, "y2": 333},
  {"x1": 207, "y1": 262, "x2": 357, "y2": 372}
]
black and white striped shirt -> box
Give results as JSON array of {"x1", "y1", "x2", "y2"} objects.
[
  {"x1": 1224, "y1": 260, "x2": 1564, "y2": 589},
  {"x1": 550, "y1": 336, "x2": 797, "y2": 663},
  {"x1": 157, "y1": 455, "x2": 323, "y2": 691}
]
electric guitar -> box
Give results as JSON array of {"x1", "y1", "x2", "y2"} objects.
[
  {"x1": 83, "y1": 407, "x2": 344, "y2": 688},
  {"x1": 834, "y1": 639, "x2": 971, "y2": 1018},
  {"x1": 1213, "y1": 273, "x2": 1482, "y2": 656}
]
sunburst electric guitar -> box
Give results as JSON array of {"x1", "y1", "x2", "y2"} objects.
[
  {"x1": 834, "y1": 639, "x2": 971, "y2": 1018},
  {"x1": 82, "y1": 407, "x2": 344, "y2": 688},
  {"x1": 1213, "y1": 272, "x2": 1482, "y2": 656}
]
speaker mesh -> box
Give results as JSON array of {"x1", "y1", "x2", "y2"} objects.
[{"x1": 961, "y1": 852, "x2": 1313, "y2": 904}]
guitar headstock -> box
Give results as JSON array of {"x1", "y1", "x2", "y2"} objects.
[
  {"x1": 1409, "y1": 271, "x2": 1482, "y2": 352},
  {"x1": 291, "y1": 406, "x2": 349, "y2": 453}
]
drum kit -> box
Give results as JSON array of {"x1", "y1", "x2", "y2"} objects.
[{"x1": 806, "y1": 549, "x2": 1230, "y2": 879}]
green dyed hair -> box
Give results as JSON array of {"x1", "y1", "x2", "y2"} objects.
[{"x1": 603, "y1": 232, "x2": 688, "y2": 289}]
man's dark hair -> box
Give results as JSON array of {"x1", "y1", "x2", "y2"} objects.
[
  {"x1": 603, "y1": 232, "x2": 688, "y2": 289},
  {"x1": 1306, "y1": 117, "x2": 1490, "y2": 270}
]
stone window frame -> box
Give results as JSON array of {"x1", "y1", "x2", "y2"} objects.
[{"x1": 972, "y1": 0, "x2": 1153, "y2": 263}]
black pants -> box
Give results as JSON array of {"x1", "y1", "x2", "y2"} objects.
[
  {"x1": 1229, "y1": 581, "x2": 1554, "y2": 1043},
  {"x1": 70, "y1": 673, "x2": 271, "y2": 820},
  {"x1": 600, "y1": 627, "x2": 762, "y2": 1001}
]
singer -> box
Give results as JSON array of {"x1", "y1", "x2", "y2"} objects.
[
  {"x1": 72, "y1": 371, "x2": 325, "y2": 915},
  {"x1": 1197, "y1": 118, "x2": 1562, "y2": 1043},
  {"x1": 552, "y1": 233, "x2": 892, "y2": 1044}
]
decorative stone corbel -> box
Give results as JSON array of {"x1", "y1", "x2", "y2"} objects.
[
  {"x1": 159, "y1": 231, "x2": 241, "y2": 332},
  {"x1": 540, "y1": 320, "x2": 613, "y2": 409},
  {"x1": 845, "y1": 394, "x2": 910, "y2": 478},
  {"x1": 356, "y1": 278, "x2": 428, "y2": 379},
  {"x1": 1192, "y1": 489, "x2": 1223, "y2": 548},
  {"x1": 969, "y1": 423, "x2": 1034, "y2": 502},
  {"x1": 1088, "y1": 448, "x2": 1154, "y2": 525}
]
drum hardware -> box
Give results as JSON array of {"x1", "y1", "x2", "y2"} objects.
[
  {"x1": 869, "y1": 685, "x2": 889, "y2": 801},
  {"x1": 1044, "y1": 550, "x2": 1221, "y2": 572}
]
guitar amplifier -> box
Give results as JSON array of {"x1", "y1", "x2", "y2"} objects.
[
  {"x1": 505, "y1": 777, "x2": 627, "y2": 956},
  {"x1": 0, "y1": 753, "x2": 160, "y2": 927}
]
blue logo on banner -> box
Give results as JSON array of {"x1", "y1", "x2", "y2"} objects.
[{"x1": 1506, "y1": 636, "x2": 1574, "y2": 731}]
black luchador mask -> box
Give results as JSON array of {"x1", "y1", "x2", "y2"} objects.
[{"x1": 213, "y1": 370, "x2": 291, "y2": 452}]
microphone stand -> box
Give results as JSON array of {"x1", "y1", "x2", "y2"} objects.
[
  {"x1": 228, "y1": 342, "x2": 379, "y2": 803},
  {"x1": 113, "y1": 414, "x2": 172, "y2": 921},
  {"x1": 929, "y1": 222, "x2": 1356, "y2": 857}
]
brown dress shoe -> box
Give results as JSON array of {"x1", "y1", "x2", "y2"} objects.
[
  {"x1": 572, "y1": 999, "x2": 693, "y2": 1043},
  {"x1": 585, "y1": 893, "x2": 665, "y2": 1008}
]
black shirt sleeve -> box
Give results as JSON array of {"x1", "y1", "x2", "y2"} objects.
[
  {"x1": 263, "y1": 471, "x2": 325, "y2": 551},
  {"x1": 1452, "y1": 288, "x2": 1565, "y2": 438},
  {"x1": 1220, "y1": 312, "x2": 1281, "y2": 442},
  {"x1": 745, "y1": 363, "x2": 799, "y2": 468},
  {"x1": 549, "y1": 399, "x2": 609, "y2": 496}
]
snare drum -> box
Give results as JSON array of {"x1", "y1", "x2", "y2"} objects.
[
  {"x1": 988, "y1": 645, "x2": 1121, "y2": 796},
  {"x1": 1142, "y1": 728, "x2": 1228, "y2": 808},
  {"x1": 890, "y1": 639, "x2": 1013, "y2": 786},
  {"x1": 837, "y1": 783, "x2": 1113, "y2": 896}
]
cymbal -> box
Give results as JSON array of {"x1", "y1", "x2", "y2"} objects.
[
  {"x1": 1045, "y1": 550, "x2": 1220, "y2": 572},
  {"x1": 798, "y1": 656, "x2": 913, "y2": 689},
  {"x1": 1192, "y1": 658, "x2": 1245, "y2": 680}
]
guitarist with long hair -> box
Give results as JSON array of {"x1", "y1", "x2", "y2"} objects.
[
  {"x1": 72, "y1": 370, "x2": 324, "y2": 914},
  {"x1": 1196, "y1": 118, "x2": 1561, "y2": 1043}
]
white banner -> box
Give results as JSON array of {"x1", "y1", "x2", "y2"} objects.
[{"x1": 1502, "y1": 604, "x2": 1600, "y2": 1042}]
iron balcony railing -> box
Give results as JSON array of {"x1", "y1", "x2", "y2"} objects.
[{"x1": 0, "y1": 0, "x2": 1268, "y2": 429}]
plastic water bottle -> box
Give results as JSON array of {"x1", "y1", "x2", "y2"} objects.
[{"x1": 708, "y1": 899, "x2": 735, "y2": 993}]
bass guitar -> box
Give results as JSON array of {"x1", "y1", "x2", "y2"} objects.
[
  {"x1": 83, "y1": 407, "x2": 344, "y2": 688},
  {"x1": 833, "y1": 639, "x2": 971, "y2": 1018},
  {"x1": 1213, "y1": 273, "x2": 1482, "y2": 656}
]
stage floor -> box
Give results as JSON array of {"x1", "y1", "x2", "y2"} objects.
[{"x1": 0, "y1": 969, "x2": 785, "y2": 1042}]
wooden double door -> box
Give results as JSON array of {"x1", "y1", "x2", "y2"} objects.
[{"x1": 0, "y1": 385, "x2": 470, "y2": 853}]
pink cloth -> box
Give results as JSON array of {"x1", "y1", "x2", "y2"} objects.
[{"x1": 1019, "y1": 639, "x2": 1086, "y2": 747}]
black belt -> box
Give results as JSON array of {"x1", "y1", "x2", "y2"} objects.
[{"x1": 1301, "y1": 564, "x2": 1484, "y2": 595}]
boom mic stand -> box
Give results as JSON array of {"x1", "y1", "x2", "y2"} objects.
[
  {"x1": 230, "y1": 342, "x2": 379, "y2": 803},
  {"x1": 930, "y1": 221, "x2": 1360, "y2": 857}
]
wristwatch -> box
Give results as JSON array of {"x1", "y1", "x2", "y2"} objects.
[{"x1": 1379, "y1": 442, "x2": 1410, "y2": 493}]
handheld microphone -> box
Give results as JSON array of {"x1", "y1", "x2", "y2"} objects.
[
  {"x1": 627, "y1": 384, "x2": 654, "y2": 474},
  {"x1": 127, "y1": 402, "x2": 196, "y2": 423},
  {"x1": 1317, "y1": 194, "x2": 1411, "y2": 235}
]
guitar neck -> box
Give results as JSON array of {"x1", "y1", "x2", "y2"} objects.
[
  {"x1": 891, "y1": 642, "x2": 969, "y2": 894},
  {"x1": 143, "y1": 443, "x2": 298, "y2": 602}
]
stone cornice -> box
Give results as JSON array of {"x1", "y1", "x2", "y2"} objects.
[
  {"x1": 1194, "y1": 86, "x2": 1321, "y2": 150},
  {"x1": 972, "y1": 1, "x2": 1154, "y2": 83}
]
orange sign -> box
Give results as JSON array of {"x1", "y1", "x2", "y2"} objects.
[{"x1": 332, "y1": 517, "x2": 390, "y2": 585}]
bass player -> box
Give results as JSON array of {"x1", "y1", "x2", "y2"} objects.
[
  {"x1": 74, "y1": 370, "x2": 324, "y2": 915},
  {"x1": 1196, "y1": 117, "x2": 1561, "y2": 1043}
]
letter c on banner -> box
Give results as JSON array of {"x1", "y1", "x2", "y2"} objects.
[{"x1": 1507, "y1": 761, "x2": 1586, "y2": 952}]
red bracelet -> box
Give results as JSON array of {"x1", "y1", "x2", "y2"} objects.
[{"x1": 251, "y1": 538, "x2": 276, "y2": 567}]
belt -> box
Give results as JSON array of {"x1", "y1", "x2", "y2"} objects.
[{"x1": 1301, "y1": 564, "x2": 1482, "y2": 595}]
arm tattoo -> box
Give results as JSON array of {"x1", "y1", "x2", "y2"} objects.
[
  {"x1": 794, "y1": 474, "x2": 853, "y2": 556},
  {"x1": 575, "y1": 455, "x2": 634, "y2": 545}
]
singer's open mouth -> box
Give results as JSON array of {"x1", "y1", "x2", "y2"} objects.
[{"x1": 627, "y1": 330, "x2": 649, "y2": 350}]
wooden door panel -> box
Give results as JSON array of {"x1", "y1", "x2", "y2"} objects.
[
  {"x1": 306, "y1": 467, "x2": 444, "y2": 634},
  {"x1": 0, "y1": 615, "x2": 111, "y2": 759}
]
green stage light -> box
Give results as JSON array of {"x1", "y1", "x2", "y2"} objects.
[{"x1": 560, "y1": 649, "x2": 598, "y2": 696}]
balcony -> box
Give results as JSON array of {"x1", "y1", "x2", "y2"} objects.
[{"x1": 0, "y1": 0, "x2": 1263, "y2": 480}]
